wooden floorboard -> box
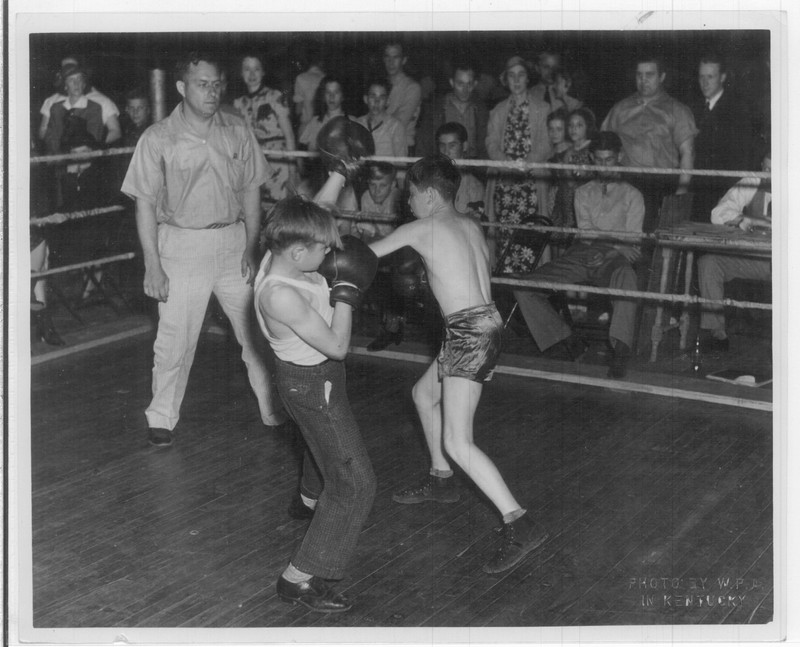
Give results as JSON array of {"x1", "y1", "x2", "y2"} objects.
[{"x1": 29, "y1": 334, "x2": 773, "y2": 628}]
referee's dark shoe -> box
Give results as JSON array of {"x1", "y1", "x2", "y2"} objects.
[{"x1": 148, "y1": 427, "x2": 173, "y2": 447}]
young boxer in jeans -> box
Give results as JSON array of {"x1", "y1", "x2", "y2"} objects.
[{"x1": 254, "y1": 170, "x2": 378, "y2": 613}]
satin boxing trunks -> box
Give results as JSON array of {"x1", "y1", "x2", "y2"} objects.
[{"x1": 437, "y1": 302, "x2": 504, "y2": 383}]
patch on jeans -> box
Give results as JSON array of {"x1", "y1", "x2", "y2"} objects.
[{"x1": 324, "y1": 380, "x2": 332, "y2": 405}]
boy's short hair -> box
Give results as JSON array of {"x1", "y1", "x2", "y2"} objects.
[
  {"x1": 451, "y1": 61, "x2": 477, "y2": 78},
  {"x1": 546, "y1": 107, "x2": 569, "y2": 126},
  {"x1": 589, "y1": 131, "x2": 623, "y2": 154},
  {"x1": 699, "y1": 52, "x2": 727, "y2": 75},
  {"x1": 174, "y1": 51, "x2": 220, "y2": 83},
  {"x1": 125, "y1": 86, "x2": 149, "y2": 103},
  {"x1": 406, "y1": 153, "x2": 461, "y2": 203},
  {"x1": 435, "y1": 122, "x2": 468, "y2": 144},
  {"x1": 364, "y1": 78, "x2": 390, "y2": 95},
  {"x1": 265, "y1": 196, "x2": 343, "y2": 252},
  {"x1": 367, "y1": 162, "x2": 397, "y2": 180}
]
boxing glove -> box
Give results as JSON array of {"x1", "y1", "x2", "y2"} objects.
[
  {"x1": 318, "y1": 235, "x2": 379, "y2": 309},
  {"x1": 317, "y1": 116, "x2": 375, "y2": 180}
]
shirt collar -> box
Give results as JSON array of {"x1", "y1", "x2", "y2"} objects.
[
  {"x1": 64, "y1": 95, "x2": 89, "y2": 109},
  {"x1": 706, "y1": 89, "x2": 724, "y2": 110},
  {"x1": 636, "y1": 89, "x2": 665, "y2": 106}
]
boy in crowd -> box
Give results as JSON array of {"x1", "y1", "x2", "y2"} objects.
[
  {"x1": 355, "y1": 162, "x2": 400, "y2": 242},
  {"x1": 435, "y1": 122, "x2": 485, "y2": 218},
  {"x1": 121, "y1": 87, "x2": 151, "y2": 147},
  {"x1": 355, "y1": 79, "x2": 406, "y2": 158},
  {"x1": 417, "y1": 62, "x2": 489, "y2": 160},
  {"x1": 254, "y1": 170, "x2": 378, "y2": 612},
  {"x1": 369, "y1": 154, "x2": 548, "y2": 574}
]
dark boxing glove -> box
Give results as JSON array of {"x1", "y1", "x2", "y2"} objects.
[
  {"x1": 317, "y1": 116, "x2": 375, "y2": 180},
  {"x1": 318, "y1": 235, "x2": 379, "y2": 309}
]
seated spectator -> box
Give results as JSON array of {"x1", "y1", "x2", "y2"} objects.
[
  {"x1": 355, "y1": 79, "x2": 406, "y2": 158},
  {"x1": 435, "y1": 122, "x2": 485, "y2": 218},
  {"x1": 416, "y1": 62, "x2": 489, "y2": 160},
  {"x1": 42, "y1": 63, "x2": 121, "y2": 153},
  {"x1": 52, "y1": 125, "x2": 118, "y2": 301},
  {"x1": 512, "y1": 132, "x2": 645, "y2": 379},
  {"x1": 545, "y1": 108, "x2": 571, "y2": 227},
  {"x1": 696, "y1": 150, "x2": 772, "y2": 353},
  {"x1": 37, "y1": 56, "x2": 120, "y2": 146},
  {"x1": 121, "y1": 87, "x2": 151, "y2": 146}
]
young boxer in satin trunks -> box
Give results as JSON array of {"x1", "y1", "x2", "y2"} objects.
[{"x1": 369, "y1": 154, "x2": 549, "y2": 573}]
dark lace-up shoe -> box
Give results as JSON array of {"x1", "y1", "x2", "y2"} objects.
[
  {"x1": 483, "y1": 513, "x2": 549, "y2": 574},
  {"x1": 607, "y1": 340, "x2": 631, "y2": 379},
  {"x1": 288, "y1": 494, "x2": 316, "y2": 520},
  {"x1": 392, "y1": 474, "x2": 460, "y2": 504},
  {"x1": 277, "y1": 576, "x2": 352, "y2": 613},
  {"x1": 147, "y1": 427, "x2": 173, "y2": 447}
]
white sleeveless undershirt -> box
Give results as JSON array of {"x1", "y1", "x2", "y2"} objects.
[{"x1": 253, "y1": 251, "x2": 333, "y2": 366}]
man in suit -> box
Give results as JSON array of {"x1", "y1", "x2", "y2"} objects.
[
  {"x1": 691, "y1": 53, "x2": 759, "y2": 221},
  {"x1": 529, "y1": 50, "x2": 562, "y2": 111}
]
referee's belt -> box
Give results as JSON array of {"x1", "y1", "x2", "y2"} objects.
[{"x1": 204, "y1": 220, "x2": 240, "y2": 229}]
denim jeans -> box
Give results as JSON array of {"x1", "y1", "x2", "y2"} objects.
[{"x1": 276, "y1": 358, "x2": 376, "y2": 580}]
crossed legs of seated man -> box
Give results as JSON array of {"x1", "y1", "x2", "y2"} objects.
[
  {"x1": 697, "y1": 253, "x2": 771, "y2": 352},
  {"x1": 512, "y1": 242, "x2": 638, "y2": 378}
]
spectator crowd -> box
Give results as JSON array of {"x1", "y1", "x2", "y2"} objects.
[{"x1": 30, "y1": 39, "x2": 771, "y2": 372}]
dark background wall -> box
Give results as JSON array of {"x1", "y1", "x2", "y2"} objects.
[{"x1": 29, "y1": 29, "x2": 771, "y2": 141}]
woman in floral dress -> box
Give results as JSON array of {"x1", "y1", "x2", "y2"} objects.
[
  {"x1": 234, "y1": 54, "x2": 297, "y2": 211},
  {"x1": 486, "y1": 56, "x2": 552, "y2": 274}
]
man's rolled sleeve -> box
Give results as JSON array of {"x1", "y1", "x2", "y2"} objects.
[
  {"x1": 121, "y1": 131, "x2": 164, "y2": 205},
  {"x1": 241, "y1": 125, "x2": 270, "y2": 191},
  {"x1": 627, "y1": 190, "x2": 645, "y2": 233},
  {"x1": 671, "y1": 104, "x2": 699, "y2": 154}
]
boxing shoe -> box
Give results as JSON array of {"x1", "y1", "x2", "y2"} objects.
[
  {"x1": 482, "y1": 513, "x2": 549, "y2": 574},
  {"x1": 277, "y1": 575, "x2": 352, "y2": 613},
  {"x1": 392, "y1": 474, "x2": 460, "y2": 504},
  {"x1": 288, "y1": 494, "x2": 316, "y2": 520}
]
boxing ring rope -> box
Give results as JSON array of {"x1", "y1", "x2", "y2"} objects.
[
  {"x1": 30, "y1": 205, "x2": 127, "y2": 227},
  {"x1": 29, "y1": 147, "x2": 772, "y2": 316},
  {"x1": 31, "y1": 252, "x2": 137, "y2": 279}
]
